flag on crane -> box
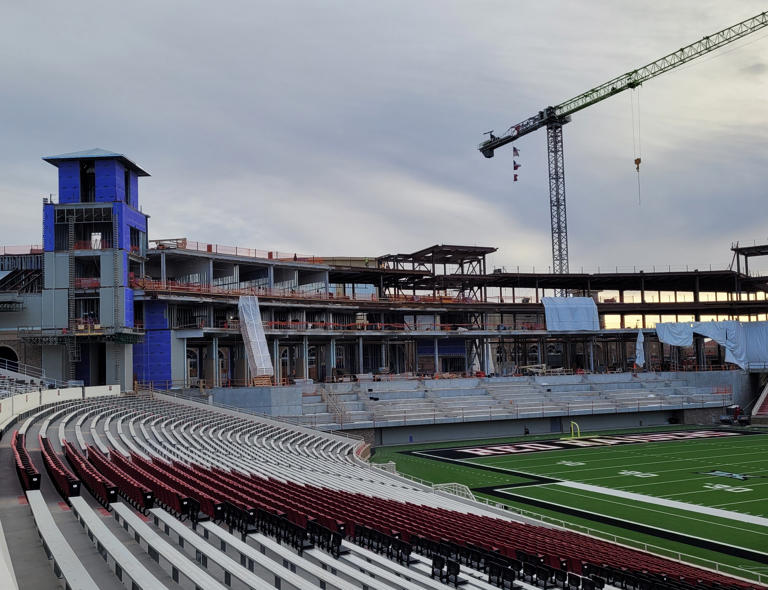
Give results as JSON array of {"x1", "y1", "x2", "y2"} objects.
[
  {"x1": 513, "y1": 161, "x2": 521, "y2": 170},
  {"x1": 514, "y1": 174, "x2": 518, "y2": 182},
  {"x1": 512, "y1": 147, "x2": 520, "y2": 157}
]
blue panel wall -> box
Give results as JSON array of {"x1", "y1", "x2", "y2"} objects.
[
  {"x1": 124, "y1": 288, "x2": 134, "y2": 328},
  {"x1": 128, "y1": 170, "x2": 139, "y2": 209},
  {"x1": 58, "y1": 161, "x2": 80, "y2": 203},
  {"x1": 417, "y1": 338, "x2": 466, "y2": 356},
  {"x1": 94, "y1": 159, "x2": 124, "y2": 202},
  {"x1": 114, "y1": 203, "x2": 149, "y2": 251},
  {"x1": 132, "y1": 301, "x2": 171, "y2": 386},
  {"x1": 42, "y1": 203, "x2": 55, "y2": 251}
]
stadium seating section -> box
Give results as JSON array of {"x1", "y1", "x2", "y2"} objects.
[{"x1": 1, "y1": 392, "x2": 761, "y2": 590}]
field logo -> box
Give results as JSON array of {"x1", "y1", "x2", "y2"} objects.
[
  {"x1": 704, "y1": 482, "x2": 752, "y2": 493},
  {"x1": 702, "y1": 470, "x2": 756, "y2": 481},
  {"x1": 619, "y1": 470, "x2": 658, "y2": 478}
]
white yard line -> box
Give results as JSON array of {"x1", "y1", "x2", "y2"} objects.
[{"x1": 557, "y1": 481, "x2": 768, "y2": 527}]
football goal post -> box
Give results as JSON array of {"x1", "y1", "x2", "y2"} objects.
[{"x1": 569, "y1": 421, "x2": 581, "y2": 439}]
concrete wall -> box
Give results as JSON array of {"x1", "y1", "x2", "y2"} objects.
[
  {"x1": 682, "y1": 407, "x2": 723, "y2": 425},
  {"x1": 210, "y1": 385, "x2": 303, "y2": 416},
  {"x1": 0, "y1": 384, "x2": 121, "y2": 434},
  {"x1": 41, "y1": 346, "x2": 65, "y2": 382},
  {"x1": 371, "y1": 410, "x2": 678, "y2": 446},
  {"x1": 105, "y1": 342, "x2": 132, "y2": 390},
  {"x1": 171, "y1": 334, "x2": 187, "y2": 384}
]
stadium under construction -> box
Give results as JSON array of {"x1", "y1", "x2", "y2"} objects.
[{"x1": 0, "y1": 150, "x2": 767, "y2": 436}]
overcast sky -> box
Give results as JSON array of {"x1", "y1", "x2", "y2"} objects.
[{"x1": 1, "y1": 1, "x2": 767, "y2": 273}]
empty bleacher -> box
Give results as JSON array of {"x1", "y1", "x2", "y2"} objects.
[
  {"x1": 299, "y1": 373, "x2": 733, "y2": 428},
  {"x1": 0, "y1": 390, "x2": 759, "y2": 590}
]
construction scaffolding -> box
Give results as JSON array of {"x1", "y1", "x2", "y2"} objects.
[{"x1": 238, "y1": 296, "x2": 274, "y2": 379}]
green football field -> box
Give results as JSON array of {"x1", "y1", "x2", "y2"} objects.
[{"x1": 372, "y1": 427, "x2": 768, "y2": 583}]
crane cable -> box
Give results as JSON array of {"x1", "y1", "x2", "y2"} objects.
[{"x1": 630, "y1": 88, "x2": 642, "y2": 206}]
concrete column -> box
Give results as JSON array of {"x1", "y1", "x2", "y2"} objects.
[
  {"x1": 589, "y1": 338, "x2": 595, "y2": 372},
  {"x1": 302, "y1": 336, "x2": 309, "y2": 380},
  {"x1": 330, "y1": 338, "x2": 336, "y2": 370},
  {"x1": 433, "y1": 336, "x2": 439, "y2": 375},
  {"x1": 268, "y1": 266, "x2": 274, "y2": 288},
  {"x1": 357, "y1": 337, "x2": 363, "y2": 374},
  {"x1": 212, "y1": 337, "x2": 219, "y2": 388},
  {"x1": 160, "y1": 252, "x2": 167, "y2": 287},
  {"x1": 272, "y1": 338, "x2": 280, "y2": 383},
  {"x1": 183, "y1": 337, "x2": 188, "y2": 386},
  {"x1": 208, "y1": 259, "x2": 214, "y2": 287},
  {"x1": 233, "y1": 264, "x2": 240, "y2": 286},
  {"x1": 324, "y1": 273, "x2": 330, "y2": 296},
  {"x1": 381, "y1": 341, "x2": 387, "y2": 371}
]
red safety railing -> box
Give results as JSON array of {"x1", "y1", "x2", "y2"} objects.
[
  {"x1": 73, "y1": 239, "x2": 112, "y2": 250},
  {"x1": 74, "y1": 277, "x2": 100, "y2": 289}
]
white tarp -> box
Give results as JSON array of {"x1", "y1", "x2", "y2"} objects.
[
  {"x1": 635, "y1": 330, "x2": 645, "y2": 367},
  {"x1": 655, "y1": 320, "x2": 768, "y2": 370},
  {"x1": 542, "y1": 297, "x2": 599, "y2": 331},
  {"x1": 238, "y1": 296, "x2": 274, "y2": 377},
  {"x1": 655, "y1": 322, "x2": 693, "y2": 347}
]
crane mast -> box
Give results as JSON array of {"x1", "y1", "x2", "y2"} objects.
[{"x1": 480, "y1": 11, "x2": 768, "y2": 282}]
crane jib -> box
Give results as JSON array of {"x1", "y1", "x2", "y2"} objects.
[
  {"x1": 478, "y1": 9, "x2": 768, "y2": 280},
  {"x1": 480, "y1": 10, "x2": 768, "y2": 157}
]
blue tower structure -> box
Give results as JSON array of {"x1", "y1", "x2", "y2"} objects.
[{"x1": 37, "y1": 149, "x2": 149, "y2": 387}]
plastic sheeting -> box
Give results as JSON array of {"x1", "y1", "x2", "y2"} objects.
[
  {"x1": 635, "y1": 331, "x2": 645, "y2": 367},
  {"x1": 655, "y1": 320, "x2": 768, "y2": 370},
  {"x1": 238, "y1": 296, "x2": 274, "y2": 377},
  {"x1": 655, "y1": 322, "x2": 693, "y2": 346},
  {"x1": 542, "y1": 297, "x2": 600, "y2": 331}
]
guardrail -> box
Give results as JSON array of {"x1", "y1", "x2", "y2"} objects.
[
  {"x1": 0, "y1": 245, "x2": 43, "y2": 255},
  {"x1": 149, "y1": 238, "x2": 325, "y2": 265}
]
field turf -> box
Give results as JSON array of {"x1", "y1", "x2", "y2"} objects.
[{"x1": 372, "y1": 427, "x2": 768, "y2": 582}]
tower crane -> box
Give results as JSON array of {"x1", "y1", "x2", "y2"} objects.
[{"x1": 480, "y1": 11, "x2": 768, "y2": 280}]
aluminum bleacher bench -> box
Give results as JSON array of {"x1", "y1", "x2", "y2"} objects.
[
  {"x1": 111, "y1": 502, "x2": 227, "y2": 589},
  {"x1": 197, "y1": 520, "x2": 359, "y2": 590},
  {"x1": 0, "y1": 519, "x2": 19, "y2": 590},
  {"x1": 69, "y1": 496, "x2": 166, "y2": 589},
  {"x1": 26, "y1": 490, "x2": 98, "y2": 589},
  {"x1": 148, "y1": 508, "x2": 279, "y2": 590},
  {"x1": 340, "y1": 542, "x2": 450, "y2": 590}
]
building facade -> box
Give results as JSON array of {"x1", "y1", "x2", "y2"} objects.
[{"x1": 2, "y1": 150, "x2": 768, "y2": 389}]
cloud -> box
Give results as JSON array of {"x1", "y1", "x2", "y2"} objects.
[
  {"x1": 1, "y1": 0, "x2": 767, "y2": 274},
  {"x1": 741, "y1": 62, "x2": 767, "y2": 75}
]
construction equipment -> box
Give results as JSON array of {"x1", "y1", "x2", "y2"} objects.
[{"x1": 480, "y1": 11, "x2": 768, "y2": 280}]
